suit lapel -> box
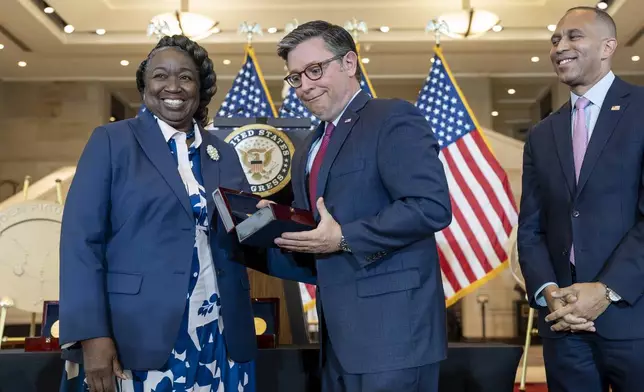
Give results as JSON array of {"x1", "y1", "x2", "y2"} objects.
[
  {"x1": 314, "y1": 91, "x2": 370, "y2": 220},
  {"x1": 551, "y1": 103, "x2": 576, "y2": 197},
  {"x1": 131, "y1": 111, "x2": 193, "y2": 220},
  {"x1": 576, "y1": 79, "x2": 631, "y2": 196},
  {"x1": 295, "y1": 122, "x2": 324, "y2": 210},
  {"x1": 200, "y1": 128, "x2": 221, "y2": 227}
]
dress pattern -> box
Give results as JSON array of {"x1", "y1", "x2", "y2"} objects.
[{"x1": 61, "y1": 118, "x2": 255, "y2": 392}]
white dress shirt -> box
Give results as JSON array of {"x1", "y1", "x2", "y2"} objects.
[{"x1": 306, "y1": 89, "x2": 362, "y2": 174}]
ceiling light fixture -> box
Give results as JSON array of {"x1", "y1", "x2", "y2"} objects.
[
  {"x1": 64, "y1": 25, "x2": 74, "y2": 34},
  {"x1": 531, "y1": 56, "x2": 540, "y2": 62},
  {"x1": 96, "y1": 29, "x2": 106, "y2": 35},
  {"x1": 148, "y1": 0, "x2": 219, "y2": 41},
  {"x1": 597, "y1": 2, "x2": 608, "y2": 10},
  {"x1": 223, "y1": 59, "x2": 231, "y2": 65},
  {"x1": 120, "y1": 60, "x2": 129, "y2": 66},
  {"x1": 18, "y1": 61, "x2": 27, "y2": 67},
  {"x1": 379, "y1": 26, "x2": 390, "y2": 33},
  {"x1": 632, "y1": 55, "x2": 640, "y2": 62},
  {"x1": 267, "y1": 27, "x2": 278, "y2": 34},
  {"x1": 44, "y1": 7, "x2": 54, "y2": 14},
  {"x1": 508, "y1": 88, "x2": 516, "y2": 95},
  {"x1": 0, "y1": 44, "x2": 4, "y2": 50},
  {"x1": 547, "y1": 24, "x2": 556, "y2": 32},
  {"x1": 437, "y1": 8, "x2": 500, "y2": 38},
  {"x1": 491, "y1": 111, "x2": 499, "y2": 117},
  {"x1": 361, "y1": 58, "x2": 370, "y2": 64}
]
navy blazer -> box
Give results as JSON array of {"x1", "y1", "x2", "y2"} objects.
[
  {"x1": 59, "y1": 109, "x2": 303, "y2": 370},
  {"x1": 286, "y1": 90, "x2": 452, "y2": 373},
  {"x1": 518, "y1": 77, "x2": 644, "y2": 339}
]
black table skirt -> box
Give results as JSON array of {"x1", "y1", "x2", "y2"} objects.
[{"x1": 0, "y1": 343, "x2": 522, "y2": 392}]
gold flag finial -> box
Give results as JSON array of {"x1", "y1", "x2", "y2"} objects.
[
  {"x1": 344, "y1": 18, "x2": 368, "y2": 45},
  {"x1": 285, "y1": 19, "x2": 299, "y2": 34},
  {"x1": 425, "y1": 19, "x2": 449, "y2": 47},
  {"x1": 239, "y1": 22, "x2": 263, "y2": 47}
]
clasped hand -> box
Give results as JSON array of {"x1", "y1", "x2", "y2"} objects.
[{"x1": 543, "y1": 282, "x2": 610, "y2": 333}]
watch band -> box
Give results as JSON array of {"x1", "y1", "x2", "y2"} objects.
[{"x1": 339, "y1": 235, "x2": 351, "y2": 253}]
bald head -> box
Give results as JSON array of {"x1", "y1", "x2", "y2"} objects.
[
  {"x1": 565, "y1": 6, "x2": 617, "y2": 38},
  {"x1": 550, "y1": 6, "x2": 618, "y2": 95}
]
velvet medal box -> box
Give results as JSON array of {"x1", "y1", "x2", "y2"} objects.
[
  {"x1": 212, "y1": 187, "x2": 315, "y2": 248},
  {"x1": 24, "y1": 300, "x2": 60, "y2": 352},
  {"x1": 252, "y1": 298, "x2": 280, "y2": 349}
]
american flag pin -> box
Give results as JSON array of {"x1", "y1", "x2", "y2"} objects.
[
  {"x1": 344, "y1": 118, "x2": 352, "y2": 123},
  {"x1": 611, "y1": 105, "x2": 620, "y2": 111}
]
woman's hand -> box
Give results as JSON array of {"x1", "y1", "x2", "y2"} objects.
[{"x1": 81, "y1": 337, "x2": 126, "y2": 392}]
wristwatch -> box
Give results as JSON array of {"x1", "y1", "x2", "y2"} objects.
[
  {"x1": 338, "y1": 235, "x2": 352, "y2": 253},
  {"x1": 603, "y1": 284, "x2": 621, "y2": 302}
]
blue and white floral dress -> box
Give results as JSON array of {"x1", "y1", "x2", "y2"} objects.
[{"x1": 61, "y1": 118, "x2": 255, "y2": 392}]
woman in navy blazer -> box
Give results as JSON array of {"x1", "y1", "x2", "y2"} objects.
[{"x1": 59, "y1": 35, "x2": 263, "y2": 392}]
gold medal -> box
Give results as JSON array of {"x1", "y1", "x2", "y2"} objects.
[
  {"x1": 253, "y1": 317, "x2": 267, "y2": 335},
  {"x1": 50, "y1": 320, "x2": 60, "y2": 338}
]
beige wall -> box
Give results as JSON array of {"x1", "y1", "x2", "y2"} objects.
[
  {"x1": 459, "y1": 77, "x2": 494, "y2": 130},
  {"x1": 0, "y1": 81, "x2": 110, "y2": 199}
]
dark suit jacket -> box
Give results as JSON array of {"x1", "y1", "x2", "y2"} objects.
[
  {"x1": 518, "y1": 76, "x2": 644, "y2": 339},
  {"x1": 287, "y1": 90, "x2": 452, "y2": 373},
  {"x1": 59, "y1": 109, "x2": 274, "y2": 370}
]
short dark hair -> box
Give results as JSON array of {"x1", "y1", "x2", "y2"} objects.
[
  {"x1": 277, "y1": 20, "x2": 362, "y2": 80},
  {"x1": 136, "y1": 35, "x2": 217, "y2": 127},
  {"x1": 566, "y1": 6, "x2": 617, "y2": 38}
]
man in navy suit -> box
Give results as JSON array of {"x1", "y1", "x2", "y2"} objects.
[
  {"x1": 268, "y1": 20, "x2": 452, "y2": 392},
  {"x1": 518, "y1": 7, "x2": 644, "y2": 391}
]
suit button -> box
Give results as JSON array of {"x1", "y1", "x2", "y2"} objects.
[
  {"x1": 216, "y1": 268, "x2": 224, "y2": 277},
  {"x1": 562, "y1": 249, "x2": 568, "y2": 256},
  {"x1": 572, "y1": 210, "x2": 580, "y2": 218}
]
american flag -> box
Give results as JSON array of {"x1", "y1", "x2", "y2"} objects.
[
  {"x1": 216, "y1": 46, "x2": 277, "y2": 118},
  {"x1": 416, "y1": 48, "x2": 518, "y2": 305},
  {"x1": 278, "y1": 60, "x2": 377, "y2": 128}
]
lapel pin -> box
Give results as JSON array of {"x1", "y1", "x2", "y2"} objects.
[
  {"x1": 611, "y1": 105, "x2": 620, "y2": 111},
  {"x1": 206, "y1": 145, "x2": 220, "y2": 161},
  {"x1": 344, "y1": 118, "x2": 352, "y2": 123}
]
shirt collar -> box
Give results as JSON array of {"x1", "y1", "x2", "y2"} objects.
[
  {"x1": 570, "y1": 70, "x2": 615, "y2": 110},
  {"x1": 155, "y1": 116, "x2": 202, "y2": 149},
  {"x1": 328, "y1": 88, "x2": 362, "y2": 128}
]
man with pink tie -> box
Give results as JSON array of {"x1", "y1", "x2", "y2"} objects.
[{"x1": 518, "y1": 6, "x2": 644, "y2": 392}]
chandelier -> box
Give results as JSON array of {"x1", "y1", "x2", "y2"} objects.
[
  {"x1": 147, "y1": 0, "x2": 219, "y2": 41},
  {"x1": 437, "y1": 8, "x2": 500, "y2": 39}
]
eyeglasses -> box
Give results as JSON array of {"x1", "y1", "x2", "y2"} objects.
[{"x1": 284, "y1": 54, "x2": 345, "y2": 88}]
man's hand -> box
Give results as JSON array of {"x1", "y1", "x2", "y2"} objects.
[
  {"x1": 545, "y1": 283, "x2": 610, "y2": 332},
  {"x1": 275, "y1": 198, "x2": 342, "y2": 254},
  {"x1": 256, "y1": 199, "x2": 275, "y2": 209},
  {"x1": 543, "y1": 285, "x2": 594, "y2": 332},
  {"x1": 82, "y1": 337, "x2": 126, "y2": 392}
]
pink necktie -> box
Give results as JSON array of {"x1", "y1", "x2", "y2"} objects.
[
  {"x1": 308, "y1": 122, "x2": 335, "y2": 212},
  {"x1": 570, "y1": 96, "x2": 591, "y2": 265}
]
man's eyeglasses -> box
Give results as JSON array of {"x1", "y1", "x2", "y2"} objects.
[{"x1": 284, "y1": 54, "x2": 345, "y2": 88}]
